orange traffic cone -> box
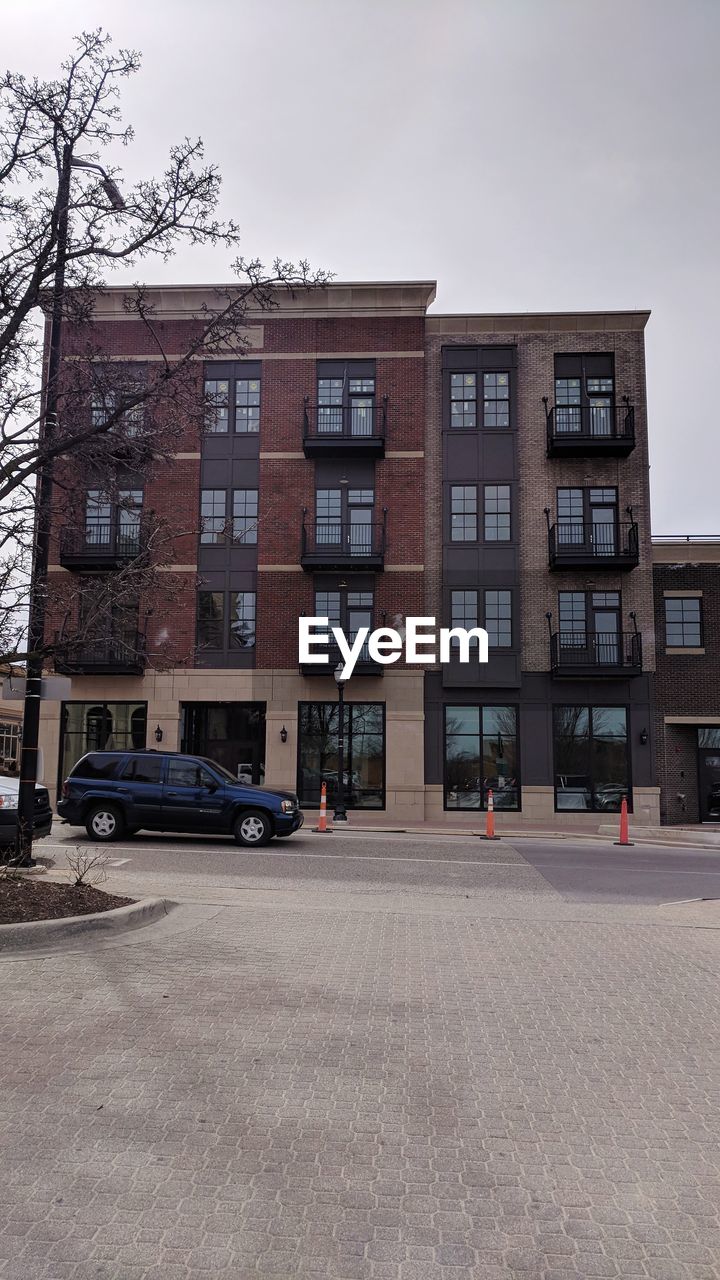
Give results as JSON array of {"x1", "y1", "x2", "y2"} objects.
[
  {"x1": 614, "y1": 796, "x2": 634, "y2": 846},
  {"x1": 313, "y1": 781, "x2": 332, "y2": 833},
  {"x1": 482, "y1": 788, "x2": 500, "y2": 840}
]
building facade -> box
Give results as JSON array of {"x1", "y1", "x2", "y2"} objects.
[
  {"x1": 652, "y1": 538, "x2": 720, "y2": 824},
  {"x1": 40, "y1": 282, "x2": 661, "y2": 828}
]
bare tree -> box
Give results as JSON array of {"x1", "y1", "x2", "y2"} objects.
[{"x1": 0, "y1": 28, "x2": 328, "y2": 666}]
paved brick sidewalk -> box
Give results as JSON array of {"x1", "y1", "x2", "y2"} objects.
[{"x1": 1, "y1": 892, "x2": 719, "y2": 1278}]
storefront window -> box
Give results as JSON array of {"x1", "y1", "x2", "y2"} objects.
[
  {"x1": 59, "y1": 702, "x2": 147, "y2": 784},
  {"x1": 444, "y1": 705, "x2": 519, "y2": 810},
  {"x1": 297, "y1": 702, "x2": 384, "y2": 809},
  {"x1": 554, "y1": 705, "x2": 629, "y2": 812},
  {"x1": 698, "y1": 727, "x2": 720, "y2": 748}
]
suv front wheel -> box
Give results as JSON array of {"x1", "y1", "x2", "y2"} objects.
[
  {"x1": 233, "y1": 809, "x2": 272, "y2": 847},
  {"x1": 85, "y1": 803, "x2": 125, "y2": 842}
]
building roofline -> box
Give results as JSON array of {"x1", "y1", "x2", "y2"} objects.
[
  {"x1": 427, "y1": 310, "x2": 651, "y2": 333},
  {"x1": 652, "y1": 536, "x2": 720, "y2": 564},
  {"x1": 78, "y1": 280, "x2": 438, "y2": 320}
]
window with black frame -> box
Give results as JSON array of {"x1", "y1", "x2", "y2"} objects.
[
  {"x1": 297, "y1": 702, "x2": 384, "y2": 809},
  {"x1": 444, "y1": 705, "x2": 519, "y2": 811},
  {"x1": 553, "y1": 705, "x2": 630, "y2": 812},
  {"x1": 664, "y1": 596, "x2": 702, "y2": 647}
]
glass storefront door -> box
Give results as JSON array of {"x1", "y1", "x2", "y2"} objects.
[{"x1": 181, "y1": 703, "x2": 266, "y2": 784}]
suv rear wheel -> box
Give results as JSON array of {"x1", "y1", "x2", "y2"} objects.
[
  {"x1": 85, "y1": 803, "x2": 125, "y2": 842},
  {"x1": 233, "y1": 809, "x2": 272, "y2": 847}
]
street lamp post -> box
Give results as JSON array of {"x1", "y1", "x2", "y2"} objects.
[
  {"x1": 333, "y1": 661, "x2": 349, "y2": 823},
  {"x1": 13, "y1": 155, "x2": 125, "y2": 865}
]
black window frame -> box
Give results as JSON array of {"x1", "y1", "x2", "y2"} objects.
[
  {"x1": 553, "y1": 703, "x2": 632, "y2": 813},
  {"x1": 197, "y1": 589, "x2": 257, "y2": 651},
  {"x1": 450, "y1": 484, "x2": 478, "y2": 543},
  {"x1": 483, "y1": 484, "x2": 512, "y2": 542},
  {"x1": 296, "y1": 699, "x2": 386, "y2": 811},
  {"x1": 203, "y1": 364, "x2": 262, "y2": 435},
  {"x1": 443, "y1": 703, "x2": 521, "y2": 812},
  {"x1": 664, "y1": 596, "x2": 703, "y2": 648}
]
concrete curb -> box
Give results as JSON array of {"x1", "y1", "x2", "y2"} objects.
[{"x1": 0, "y1": 896, "x2": 175, "y2": 953}]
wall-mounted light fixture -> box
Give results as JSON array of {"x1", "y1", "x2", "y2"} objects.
[
  {"x1": 154, "y1": 725, "x2": 163, "y2": 743},
  {"x1": 280, "y1": 725, "x2": 288, "y2": 744},
  {"x1": 639, "y1": 728, "x2": 648, "y2": 745}
]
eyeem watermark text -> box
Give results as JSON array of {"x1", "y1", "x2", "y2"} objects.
[{"x1": 299, "y1": 617, "x2": 489, "y2": 678}]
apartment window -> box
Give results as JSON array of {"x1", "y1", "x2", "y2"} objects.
[
  {"x1": 316, "y1": 489, "x2": 342, "y2": 543},
  {"x1": 204, "y1": 379, "x2": 229, "y2": 433},
  {"x1": 91, "y1": 388, "x2": 143, "y2": 436},
  {"x1": 297, "y1": 702, "x2": 384, "y2": 809},
  {"x1": 554, "y1": 705, "x2": 629, "y2": 812},
  {"x1": 483, "y1": 372, "x2": 510, "y2": 427},
  {"x1": 554, "y1": 355, "x2": 615, "y2": 437},
  {"x1": 485, "y1": 590, "x2": 512, "y2": 647},
  {"x1": 317, "y1": 378, "x2": 344, "y2": 434},
  {"x1": 200, "y1": 490, "x2": 227, "y2": 544},
  {"x1": 450, "y1": 373, "x2": 477, "y2": 429},
  {"x1": 117, "y1": 490, "x2": 143, "y2": 551},
  {"x1": 197, "y1": 591, "x2": 224, "y2": 648},
  {"x1": 232, "y1": 489, "x2": 259, "y2": 544},
  {"x1": 665, "y1": 597, "x2": 702, "y2": 647},
  {"x1": 315, "y1": 589, "x2": 373, "y2": 661},
  {"x1": 85, "y1": 490, "x2": 112, "y2": 545},
  {"x1": 229, "y1": 592, "x2": 256, "y2": 649},
  {"x1": 484, "y1": 485, "x2": 511, "y2": 541},
  {"x1": 235, "y1": 378, "x2": 261, "y2": 433},
  {"x1": 451, "y1": 590, "x2": 479, "y2": 634},
  {"x1": 444, "y1": 705, "x2": 519, "y2": 811},
  {"x1": 316, "y1": 364, "x2": 376, "y2": 437},
  {"x1": 450, "y1": 486, "x2": 478, "y2": 541}
]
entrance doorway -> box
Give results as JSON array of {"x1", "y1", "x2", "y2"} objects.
[
  {"x1": 181, "y1": 703, "x2": 266, "y2": 785},
  {"x1": 699, "y1": 749, "x2": 720, "y2": 822}
]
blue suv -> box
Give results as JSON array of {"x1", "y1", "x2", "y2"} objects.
[{"x1": 57, "y1": 751, "x2": 303, "y2": 847}]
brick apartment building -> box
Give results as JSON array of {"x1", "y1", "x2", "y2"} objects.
[
  {"x1": 39, "y1": 281, "x2": 661, "y2": 829},
  {"x1": 652, "y1": 537, "x2": 720, "y2": 824}
]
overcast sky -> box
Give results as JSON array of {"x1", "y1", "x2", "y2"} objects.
[{"x1": 5, "y1": 0, "x2": 719, "y2": 533}]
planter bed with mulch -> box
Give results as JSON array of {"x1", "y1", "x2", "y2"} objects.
[{"x1": 0, "y1": 877, "x2": 134, "y2": 925}]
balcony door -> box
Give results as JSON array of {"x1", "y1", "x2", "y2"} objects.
[
  {"x1": 559, "y1": 590, "x2": 621, "y2": 665},
  {"x1": 316, "y1": 487, "x2": 374, "y2": 553},
  {"x1": 554, "y1": 354, "x2": 615, "y2": 438},
  {"x1": 557, "y1": 487, "x2": 618, "y2": 557},
  {"x1": 317, "y1": 361, "x2": 376, "y2": 438}
]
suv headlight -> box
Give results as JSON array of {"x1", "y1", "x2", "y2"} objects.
[
  {"x1": 280, "y1": 800, "x2": 295, "y2": 813},
  {"x1": 0, "y1": 795, "x2": 18, "y2": 810}
]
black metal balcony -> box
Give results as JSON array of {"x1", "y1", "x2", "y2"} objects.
[
  {"x1": 302, "y1": 399, "x2": 387, "y2": 457},
  {"x1": 300, "y1": 515, "x2": 386, "y2": 571},
  {"x1": 53, "y1": 631, "x2": 147, "y2": 676},
  {"x1": 300, "y1": 640, "x2": 384, "y2": 678},
  {"x1": 549, "y1": 631, "x2": 642, "y2": 677},
  {"x1": 547, "y1": 520, "x2": 639, "y2": 570},
  {"x1": 544, "y1": 399, "x2": 636, "y2": 456},
  {"x1": 59, "y1": 524, "x2": 143, "y2": 570}
]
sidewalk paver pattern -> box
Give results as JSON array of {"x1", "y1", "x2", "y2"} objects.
[{"x1": 1, "y1": 838, "x2": 719, "y2": 1278}]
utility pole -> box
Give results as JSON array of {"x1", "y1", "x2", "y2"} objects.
[
  {"x1": 14, "y1": 145, "x2": 72, "y2": 866},
  {"x1": 14, "y1": 152, "x2": 124, "y2": 865}
]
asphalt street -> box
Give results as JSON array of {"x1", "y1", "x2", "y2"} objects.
[{"x1": 41, "y1": 824, "x2": 720, "y2": 908}]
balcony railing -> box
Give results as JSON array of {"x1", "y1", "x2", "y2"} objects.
[
  {"x1": 550, "y1": 630, "x2": 642, "y2": 677},
  {"x1": 300, "y1": 639, "x2": 384, "y2": 677},
  {"x1": 544, "y1": 399, "x2": 636, "y2": 456},
  {"x1": 300, "y1": 515, "x2": 386, "y2": 570},
  {"x1": 53, "y1": 631, "x2": 147, "y2": 676},
  {"x1": 59, "y1": 523, "x2": 144, "y2": 569},
  {"x1": 547, "y1": 520, "x2": 639, "y2": 570},
  {"x1": 302, "y1": 399, "x2": 387, "y2": 457}
]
